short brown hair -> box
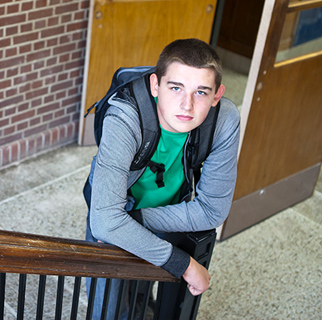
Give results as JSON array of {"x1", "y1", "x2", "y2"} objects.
[{"x1": 155, "y1": 38, "x2": 222, "y2": 91}]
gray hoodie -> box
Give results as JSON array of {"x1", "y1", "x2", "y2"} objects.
[{"x1": 87, "y1": 91, "x2": 240, "y2": 278}]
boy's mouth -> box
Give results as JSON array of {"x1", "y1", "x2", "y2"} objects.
[{"x1": 176, "y1": 114, "x2": 193, "y2": 121}]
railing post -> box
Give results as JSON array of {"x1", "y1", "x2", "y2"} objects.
[{"x1": 156, "y1": 229, "x2": 217, "y2": 320}]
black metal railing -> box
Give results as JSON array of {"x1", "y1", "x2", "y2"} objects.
[{"x1": 0, "y1": 229, "x2": 216, "y2": 320}]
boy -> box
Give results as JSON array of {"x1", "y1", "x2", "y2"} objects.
[{"x1": 85, "y1": 38, "x2": 240, "y2": 318}]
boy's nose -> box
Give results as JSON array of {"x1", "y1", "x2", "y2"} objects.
[{"x1": 181, "y1": 94, "x2": 193, "y2": 111}]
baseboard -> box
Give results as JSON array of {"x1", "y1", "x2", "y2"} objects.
[
  {"x1": 216, "y1": 47, "x2": 251, "y2": 75},
  {"x1": 220, "y1": 163, "x2": 321, "y2": 240}
]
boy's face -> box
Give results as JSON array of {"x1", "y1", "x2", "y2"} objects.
[{"x1": 150, "y1": 62, "x2": 225, "y2": 133}]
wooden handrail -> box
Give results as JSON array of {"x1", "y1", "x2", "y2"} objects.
[{"x1": 0, "y1": 230, "x2": 178, "y2": 282}]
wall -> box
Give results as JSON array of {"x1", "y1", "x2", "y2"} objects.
[{"x1": 0, "y1": 0, "x2": 90, "y2": 169}]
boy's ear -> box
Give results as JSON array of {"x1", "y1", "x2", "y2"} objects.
[
  {"x1": 212, "y1": 84, "x2": 225, "y2": 107},
  {"x1": 150, "y1": 73, "x2": 159, "y2": 97}
]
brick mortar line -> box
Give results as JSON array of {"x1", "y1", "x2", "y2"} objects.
[
  {"x1": 1, "y1": 21, "x2": 88, "y2": 45},
  {"x1": 2, "y1": 83, "x2": 83, "y2": 106},
  {"x1": 2, "y1": 37, "x2": 87, "y2": 58},
  {"x1": 3, "y1": 81, "x2": 83, "y2": 98},
  {"x1": 4, "y1": 51, "x2": 81, "y2": 62},
  {"x1": 1, "y1": 104, "x2": 81, "y2": 132},
  {"x1": 1, "y1": 21, "x2": 88, "y2": 40},
  {"x1": 1, "y1": 1, "x2": 87, "y2": 13},
  {"x1": 1, "y1": 58, "x2": 86, "y2": 91},
  {"x1": 1, "y1": 112, "x2": 79, "y2": 135},
  {"x1": 0, "y1": 122, "x2": 78, "y2": 168},
  {"x1": 1, "y1": 72, "x2": 84, "y2": 111}
]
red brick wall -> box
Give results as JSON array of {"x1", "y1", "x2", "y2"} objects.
[{"x1": 0, "y1": 0, "x2": 90, "y2": 169}]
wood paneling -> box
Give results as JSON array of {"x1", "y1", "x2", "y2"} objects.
[{"x1": 235, "y1": 55, "x2": 322, "y2": 200}]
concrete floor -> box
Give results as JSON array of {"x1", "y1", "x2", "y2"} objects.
[
  {"x1": 0, "y1": 67, "x2": 321, "y2": 319},
  {"x1": 1, "y1": 143, "x2": 321, "y2": 320}
]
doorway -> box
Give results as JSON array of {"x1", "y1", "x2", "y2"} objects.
[
  {"x1": 217, "y1": 0, "x2": 322, "y2": 239},
  {"x1": 212, "y1": 0, "x2": 265, "y2": 112}
]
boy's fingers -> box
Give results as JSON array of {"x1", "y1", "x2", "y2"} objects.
[{"x1": 187, "y1": 284, "x2": 203, "y2": 296}]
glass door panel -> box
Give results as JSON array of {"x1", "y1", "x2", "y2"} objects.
[{"x1": 276, "y1": 6, "x2": 322, "y2": 62}]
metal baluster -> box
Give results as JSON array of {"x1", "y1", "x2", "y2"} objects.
[
  {"x1": 36, "y1": 275, "x2": 46, "y2": 320},
  {"x1": 138, "y1": 281, "x2": 153, "y2": 320},
  {"x1": 70, "y1": 277, "x2": 81, "y2": 320},
  {"x1": 86, "y1": 278, "x2": 97, "y2": 320},
  {"x1": 0, "y1": 273, "x2": 6, "y2": 320},
  {"x1": 127, "y1": 280, "x2": 139, "y2": 320},
  {"x1": 100, "y1": 279, "x2": 111, "y2": 320},
  {"x1": 55, "y1": 276, "x2": 65, "y2": 320},
  {"x1": 114, "y1": 280, "x2": 126, "y2": 320},
  {"x1": 17, "y1": 274, "x2": 27, "y2": 320},
  {"x1": 153, "y1": 282, "x2": 164, "y2": 320}
]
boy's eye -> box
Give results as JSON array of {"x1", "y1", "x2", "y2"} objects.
[
  {"x1": 197, "y1": 90, "x2": 207, "y2": 96},
  {"x1": 171, "y1": 86, "x2": 180, "y2": 91}
]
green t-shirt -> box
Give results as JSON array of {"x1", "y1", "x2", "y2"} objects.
[{"x1": 131, "y1": 126, "x2": 188, "y2": 209}]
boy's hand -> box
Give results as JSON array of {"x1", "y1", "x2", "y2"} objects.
[
  {"x1": 98, "y1": 241, "x2": 211, "y2": 296},
  {"x1": 182, "y1": 257, "x2": 211, "y2": 296}
]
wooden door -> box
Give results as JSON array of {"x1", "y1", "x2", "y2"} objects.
[
  {"x1": 79, "y1": 0, "x2": 218, "y2": 145},
  {"x1": 218, "y1": 0, "x2": 265, "y2": 58},
  {"x1": 220, "y1": 0, "x2": 322, "y2": 239}
]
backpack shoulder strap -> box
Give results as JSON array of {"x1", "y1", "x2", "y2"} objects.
[
  {"x1": 189, "y1": 102, "x2": 220, "y2": 189},
  {"x1": 189, "y1": 101, "x2": 221, "y2": 170},
  {"x1": 85, "y1": 66, "x2": 156, "y2": 146},
  {"x1": 129, "y1": 74, "x2": 161, "y2": 171}
]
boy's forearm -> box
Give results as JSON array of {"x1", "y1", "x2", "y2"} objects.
[{"x1": 128, "y1": 209, "x2": 190, "y2": 278}]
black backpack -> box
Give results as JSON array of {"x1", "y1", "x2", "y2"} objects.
[{"x1": 83, "y1": 66, "x2": 220, "y2": 206}]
